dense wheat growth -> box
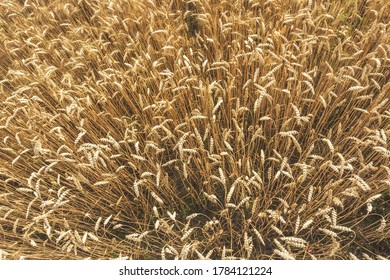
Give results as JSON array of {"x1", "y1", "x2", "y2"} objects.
[{"x1": 0, "y1": 0, "x2": 389, "y2": 260}]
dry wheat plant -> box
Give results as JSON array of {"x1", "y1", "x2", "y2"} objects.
[{"x1": 0, "y1": 0, "x2": 389, "y2": 260}]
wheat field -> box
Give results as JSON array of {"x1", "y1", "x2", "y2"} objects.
[{"x1": 0, "y1": 0, "x2": 389, "y2": 260}]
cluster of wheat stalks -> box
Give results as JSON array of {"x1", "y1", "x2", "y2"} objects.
[{"x1": 0, "y1": 0, "x2": 389, "y2": 260}]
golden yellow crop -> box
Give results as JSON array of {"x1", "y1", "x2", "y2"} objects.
[{"x1": 0, "y1": 0, "x2": 389, "y2": 260}]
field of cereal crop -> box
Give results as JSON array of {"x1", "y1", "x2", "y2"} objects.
[{"x1": 0, "y1": 0, "x2": 389, "y2": 260}]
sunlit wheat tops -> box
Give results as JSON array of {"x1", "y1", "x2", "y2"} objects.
[{"x1": 0, "y1": 0, "x2": 389, "y2": 260}]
